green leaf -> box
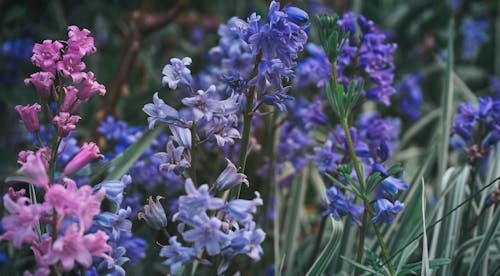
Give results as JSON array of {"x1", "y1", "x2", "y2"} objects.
[
  {"x1": 400, "y1": 258, "x2": 451, "y2": 273},
  {"x1": 366, "y1": 172, "x2": 381, "y2": 193},
  {"x1": 339, "y1": 256, "x2": 385, "y2": 275},
  {"x1": 99, "y1": 126, "x2": 164, "y2": 181},
  {"x1": 306, "y1": 218, "x2": 343, "y2": 276},
  {"x1": 468, "y1": 207, "x2": 500, "y2": 275}
]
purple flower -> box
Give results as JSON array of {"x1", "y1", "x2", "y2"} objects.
[
  {"x1": 322, "y1": 186, "x2": 364, "y2": 225},
  {"x1": 143, "y1": 92, "x2": 189, "y2": 129},
  {"x1": 53, "y1": 112, "x2": 81, "y2": 137},
  {"x1": 138, "y1": 196, "x2": 168, "y2": 230},
  {"x1": 377, "y1": 176, "x2": 409, "y2": 199},
  {"x1": 24, "y1": 72, "x2": 54, "y2": 100},
  {"x1": 225, "y1": 193, "x2": 263, "y2": 223},
  {"x1": 372, "y1": 199, "x2": 404, "y2": 224},
  {"x1": 76, "y1": 72, "x2": 106, "y2": 102},
  {"x1": 214, "y1": 158, "x2": 249, "y2": 192},
  {"x1": 94, "y1": 175, "x2": 131, "y2": 209},
  {"x1": 30, "y1": 40, "x2": 63, "y2": 74},
  {"x1": 397, "y1": 74, "x2": 423, "y2": 120},
  {"x1": 160, "y1": 236, "x2": 197, "y2": 275},
  {"x1": 155, "y1": 141, "x2": 191, "y2": 174},
  {"x1": 96, "y1": 207, "x2": 133, "y2": 239},
  {"x1": 181, "y1": 214, "x2": 229, "y2": 256},
  {"x1": 56, "y1": 52, "x2": 86, "y2": 83},
  {"x1": 15, "y1": 103, "x2": 41, "y2": 133},
  {"x1": 181, "y1": 85, "x2": 239, "y2": 121},
  {"x1": 293, "y1": 43, "x2": 332, "y2": 88},
  {"x1": 162, "y1": 57, "x2": 193, "y2": 89},
  {"x1": 225, "y1": 222, "x2": 265, "y2": 261},
  {"x1": 174, "y1": 179, "x2": 224, "y2": 223},
  {"x1": 66, "y1": 25, "x2": 96, "y2": 57},
  {"x1": 311, "y1": 139, "x2": 341, "y2": 174},
  {"x1": 170, "y1": 125, "x2": 192, "y2": 149}
]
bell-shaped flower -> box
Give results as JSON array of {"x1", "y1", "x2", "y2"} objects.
[
  {"x1": 155, "y1": 141, "x2": 191, "y2": 174},
  {"x1": 181, "y1": 214, "x2": 229, "y2": 256},
  {"x1": 53, "y1": 112, "x2": 81, "y2": 137},
  {"x1": 214, "y1": 158, "x2": 249, "y2": 192},
  {"x1": 160, "y1": 236, "x2": 197, "y2": 275},
  {"x1": 63, "y1": 142, "x2": 103, "y2": 176},
  {"x1": 143, "y1": 93, "x2": 191, "y2": 129},
  {"x1": 6, "y1": 148, "x2": 50, "y2": 190},
  {"x1": 15, "y1": 103, "x2": 41, "y2": 133},
  {"x1": 372, "y1": 199, "x2": 404, "y2": 224},
  {"x1": 24, "y1": 72, "x2": 54, "y2": 100},
  {"x1": 162, "y1": 57, "x2": 193, "y2": 89},
  {"x1": 0, "y1": 194, "x2": 41, "y2": 248},
  {"x1": 377, "y1": 175, "x2": 409, "y2": 199},
  {"x1": 225, "y1": 192, "x2": 263, "y2": 223},
  {"x1": 138, "y1": 196, "x2": 168, "y2": 230}
]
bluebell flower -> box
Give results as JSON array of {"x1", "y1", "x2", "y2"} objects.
[
  {"x1": 283, "y1": 6, "x2": 309, "y2": 26},
  {"x1": 225, "y1": 222, "x2": 265, "y2": 261},
  {"x1": 96, "y1": 207, "x2": 133, "y2": 240},
  {"x1": 490, "y1": 77, "x2": 500, "y2": 99},
  {"x1": 212, "y1": 117, "x2": 241, "y2": 147},
  {"x1": 377, "y1": 176, "x2": 409, "y2": 199},
  {"x1": 181, "y1": 214, "x2": 229, "y2": 256},
  {"x1": 143, "y1": 92, "x2": 191, "y2": 129},
  {"x1": 225, "y1": 192, "x2": 263, "y2": 223},
  {"x1": 461, "y1": 18, "x2": 489, "y2": 60},
  {"x1": 169, "y1": 125, "x2": 192, "y2": 149},
  {"x1": 160, "y1": 236, "x2": 197, "y2": 275},
  {"x1": 181, "y1": 85, "x2": 240, "y2": 121},
  {"x1": 322, "y1": 186, "x2": 365, "y2": 225},
  {"x1": 261, "y1": 87, "x2": 294, "y2": 112},
  {"x1": 249, "y1": 59, "x2": 293, "y2": 92},
  {"x1": 214, "y1": 158, "x2": 249, "y2": 192},
  {"x1": 293, "y1": 43, "x2": 332, "y2": 88},
  {"x1": 94, "y1": 175, "x2": 131, "y2": 209},
  {"x1": 162, "y1": 57, "x2": 193, "y2": 89},
  {"x1": 117, "y1": 232, "x2": 147, "y2": 266},
  {"x1": 137, "y1": 196, "x2": 168, "y2": 230},
  {"x1": 372, "y1": 199, "x2": 404, "y2": 224},
  {"x1": 311, "y1": 139, "x2": 341, "y2": 174},
  {"x1": 155, "y1": 141, "x2": 191, "y2": 174},
  {"x1": 174, "y1": 179, "x2": 224, "y2": 224}
]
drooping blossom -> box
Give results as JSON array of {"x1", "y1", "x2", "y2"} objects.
[
  {"x1": 15, "y1": 103, "x2": 41, "y2": 133},
  {"x1": 162, "y1": 57, "x2": 193, "y2": 89},
  {"x1": 53, "y1": 112, "x2": 81, "y2": 137},
  {"x1": 137, "y1": 196, "x2": 168, "y2": 230},
  {"x1": 24, "y1": 72, "x2": 54, "y2": 100},
  {"x1": 63, "y1": 142, "x2": 103, "y2": 176}
]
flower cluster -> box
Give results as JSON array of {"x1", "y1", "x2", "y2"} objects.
[
  {"x1": 154, "y1": 178, "x2": 264, "y2": 275},
  {"x1": 396, "y1": 74, "x2": 423, "y2": 121},
  {"x1": 337, "y1": 12, "x2": 398, "y2": 106},
  {"x1": 1, "y1": 26, "x2": 119, "y2": 275},
  {"x1": 451, "y1": 96, "x2": 500, "y2": 163}
]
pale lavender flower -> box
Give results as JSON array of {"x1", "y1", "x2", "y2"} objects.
[
  {"x1": 214, "y1": 158, "x2": 249, "y2": 192},
  {"x1": 155, "y1": 141, "x2": 191, "y2": 174},
  {"x1": 162, "y1": 57, "x2": 193, "y2": 89},
  {"x1": 160, "y1": 236, "x2": 197, "y2": 275}
]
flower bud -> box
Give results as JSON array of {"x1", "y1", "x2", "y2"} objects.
[{"x1": 138, "y1": 196, "x2": 168, "y2": 230}]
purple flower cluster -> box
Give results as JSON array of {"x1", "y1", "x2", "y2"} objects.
[
  {"x1": 156, "y1": 178, "x2": 264, "y2": 275},
  {"x1": 337, "y1": 12, "x2": 397, "y2": 106},
  {"x1": 451, "y1": 96, "x2": 500, "y2": 163},
  {"x1": 314, "y1": 114, "x2": 407, "y2": 225}
]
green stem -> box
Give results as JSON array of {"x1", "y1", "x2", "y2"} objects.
[
  {"x1": 354, "y1": 212, "x2": 368, "y2": 276},
  {"x1": 190, "y1": 124, "x2": 197, "y2": 185},
  {"x1": 372, "y1": 222, "x2": 396, "y2": 275},
  {"x1": 229, "y1": 52, "x2": 262, "y2": 200},
  {"x1": 340, "y1": 118, "x2": 365, "y2": 190}
]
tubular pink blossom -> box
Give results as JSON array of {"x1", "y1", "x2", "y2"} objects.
[
  {"x1": 15, "y1": 103, "x2": 42, "y2": 133},
  {"x1": 61, "y1": 86, "x2": 80, "y2": 113},
  {"x1": 76, "y1": 72, "x2": 106, "y2": 102},
  {"x1": 56, "y1": 53, "x2": 86, "y2": 83},
  {"x1": 63, "y1": 142, "x2": 103, "y2": 176},
  {"x1": 30, "y1": 40, "x2": 63, "y2": 74},
  {"x1": 24, "y1": 72, "x2": 54, "y2": 100},
  {"x1": 0, "y1": 194, "x2": 41, "y2": 248},
  {"x1": 67, "y1": 25, "x2": 96, "y2": 57},
  {"x1": 53, "y1": 112, "x2": 81, "y2": 137},
  {"x1": 6, "y1": 148, "x2": 50, "y2": 190}
]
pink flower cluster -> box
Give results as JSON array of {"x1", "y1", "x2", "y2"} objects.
[{"x1": 3, "y1": 26, "x2": 112, "y2": 275}]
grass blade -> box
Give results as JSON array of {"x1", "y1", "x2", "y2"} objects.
[{"x1": 306, "y1": 218, "x2": 343, "y2": 276}]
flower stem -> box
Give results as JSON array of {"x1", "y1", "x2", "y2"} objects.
[{"x1": 372, "y1": 220, "x2": 396, "y2": 275}]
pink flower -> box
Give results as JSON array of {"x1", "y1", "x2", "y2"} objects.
[
  {"x1": 24, "y1": 72, "x2": 54, "y2": 100},
  {"x1": 0, "y1": 194, "x2": 41, "y2": 248},
  {"x1": 7, "y1": 187, "x2": 26, "y2": 201},
  {"x1": 44, "y1": 178, "x2": 105, "y2": 231},
  {"x1": 63, "y1": 142, "x2": 103, "y2": 176},
  {"x1": 56, "y1": 53, "x2": 86, "y2": 83},
  {"x1": 15, "y1": 103, "x2": 42, "y2": 133},
  {"x1": 30, "y1": 40, "x2": 63, "y2": 74},
  {"x1": 67, "y1": 26, "x2": 96, "y2": 57},
  {"x1": 6, "y1": 148, "x2": 50, "y2": 190},
  {"x1": 61, "y1": 86, "x2": 80, "y2": 113},
  {"x1": 30, "y1": 238, "x2": 52, "y2": 275},
  {"x1": 76, "y1": 72, "x2": 106, "y2": 102},
  {"x1": 43, "y1": 224, "x2": 111, "y2": 271},
  {"x1": 53, "y1": 112, "x2": 81, "y2": 137}
]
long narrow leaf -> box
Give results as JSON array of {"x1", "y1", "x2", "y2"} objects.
[{"x1": 306, "y1": 218, "x2": 343, "y2": 276}]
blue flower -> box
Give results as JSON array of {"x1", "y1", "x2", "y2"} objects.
[
  {"x1": 174, "y1": 179, "x2": 224, "y2": 224},
  {"x1": 138, "y1": 196, "x2": 168, "y2": 230},
  {"x1": 372, "y1": 199, "x2": 404, "y2": 224},
  {"x1": 261, "y1": 87, "x2": 294, "y2": 112},
  {"x1": 96, "y1": 207, "x2": 133, "y2": 240},
  {"x1": 155, "y1": 141, "x2": 191, "y2": 174},
  {"x1": 214, "y1": 158, "x2": 249, "y2": 192},
  {"x1": 181, "y1": 85, "x2": 239, "y2": 121},
  {"x1": 160, "y1": 236, "x2": 197, "y2": 275},
  {"x1": 225, "y1": 192, "x2": 263, "y2": 223},
  {"x1": 323, "y1": 186, "x2": 365, "y2": 225},
  {"x1": 293, "y1": 43, "x2": 332, "y2": 88},
  {"x1": 311, "y1": 139, "x2": 341, "y2": 174},
  {"x1": 162, "y1": 57, "x2": 193, "y2": 89},
  {"x1": 181, "y1": 214, "x2": 229, "y2": 256},
  {"x1": 94, "y1": 175, "x2": 131, "y2": 209},
  {"x1": 377, "y1": 176, "x2": 409, "y2": 199},
  {"x1": 143, "y1": 92, "x2": 191, "y2": 129},
  {"x1": 169, "y1": 125, "x2": 192, "y2": 149},
  {"x1": 225, "y1": 222, "x2": 265, "y2": 261},
  {"x1": 397, "y1": 74, "x2": 423, "y2": 121}
]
